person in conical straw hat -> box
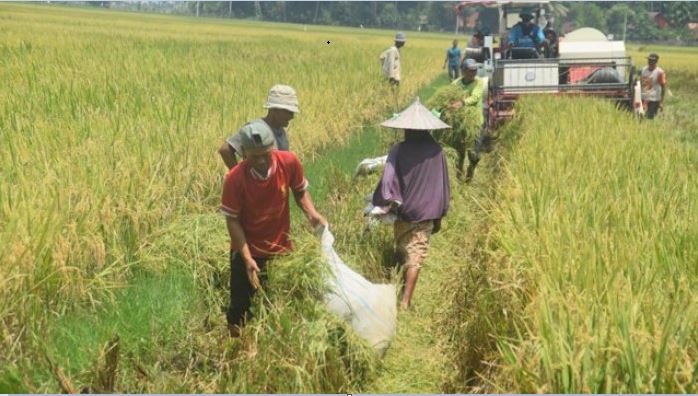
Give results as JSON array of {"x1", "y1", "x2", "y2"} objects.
[{"x1": 372, "y1": 97, "x2": 451, "y2": 310}]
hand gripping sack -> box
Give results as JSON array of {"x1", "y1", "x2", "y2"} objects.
[{"x1": 320, "y1": 227, "x2": 397, "y2": 354}]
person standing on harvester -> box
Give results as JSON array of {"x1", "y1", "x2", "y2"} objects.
[{"x1": 372, "y1": 97, "x2": 451, "y2": 310}]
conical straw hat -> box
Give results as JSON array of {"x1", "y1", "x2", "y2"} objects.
[{"x1": 381, "y1": 97, "x2": 451, "y2": 130}]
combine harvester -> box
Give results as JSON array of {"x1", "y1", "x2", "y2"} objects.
[
  {"x1": 459, "y1": 0, "x2": 640, "y2": 178},
  {"x1": 464, "y1": 1, "x2": 638, "y2": 129}
]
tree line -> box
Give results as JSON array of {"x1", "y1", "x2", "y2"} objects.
[{"x1": 74, "y1": 1, "x2": 698, "y2": 43}]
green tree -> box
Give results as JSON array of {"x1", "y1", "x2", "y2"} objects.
[
  {"x1": 568, "y1": 2, "x2": 606, "y2": 32},
  {"x1": 606, "y1": 4, "x2": 636, "y2": 39},
  {"x1": 662, "y1": 2, "x2": 692, "y2": 27}
]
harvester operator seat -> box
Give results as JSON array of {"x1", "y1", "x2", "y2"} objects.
[{"x1": 508, "y1": 47, "x2": 540, "y2": 60}]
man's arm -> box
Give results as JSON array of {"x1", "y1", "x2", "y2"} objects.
[
  {"x1": 293, "y1": 189, "x2": 327, "y2": 229},
  {"x1": 225, "y1": 216, "x2": 261, "y2": 289},
  {"x1": 536, "y1": 27, "x2": 545, "y2": 46},
  {"x1": 508, "y1": 26, "x2": 518, "y2": 47},
  {"x1": 219, "y1": 142, "x2": 239, "y2": 169},
  {"x1": 463, "y1": 78, "x2": 485, "y2": 106}
]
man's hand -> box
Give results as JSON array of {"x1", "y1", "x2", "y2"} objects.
[
  {"x1": 659, "y1": 102, "x2": 664, "y2": 111},
  {"x1": 308, "y1": 213, "x2": 328, "y2": 230},
  {"x1": 388, "y1": 200, "x2": 401, "y2": 213},
  {"x1": 433, "y1": 219, "x2": 442, "y2": 234},
  {"x1": 244, "y1": 257, "x2": 261, "y2": 289},
  {"x1": 448, "y1": 100, "x2": 463, "y2": 111}
]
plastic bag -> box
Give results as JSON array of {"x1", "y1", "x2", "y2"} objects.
[
  {"x1": 354, "y1": 155, "x2": 388, "y2": 177},
  {"x1": 362, "y1": 194, "x2": 397, "y2": 229},
  {"x1": 320, "y1": 227, "x2": 397, "y2": 354}
]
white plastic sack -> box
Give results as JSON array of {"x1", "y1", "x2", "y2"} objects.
[
  {"x1": 320, "y1": 227, "x2": 397, "y2": 354},
  {"x1": 354, "y1": 155, "x2": 388, "y2": 177}
]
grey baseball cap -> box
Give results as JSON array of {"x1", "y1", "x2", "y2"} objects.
[
  {"x1": 238, "y1": 119, "x2": 275, "y2": 150},
  {"x1": 461, "y1": 58, "x2": 481, "y2": 71},
  {"x1": 395, "y1": 32, "x2": 406, "y2": 42}
]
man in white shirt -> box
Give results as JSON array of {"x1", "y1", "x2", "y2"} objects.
[
  {"x1": 380, "y1": 32, "x2": 406, "y2": 86},
  {"x1": 640, "y1": 53, "x2": 667, "y2": 120}
]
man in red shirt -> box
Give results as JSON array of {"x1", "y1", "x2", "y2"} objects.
[{"x1": 220, "y1": 119, "x2": 326, "y2": 336}]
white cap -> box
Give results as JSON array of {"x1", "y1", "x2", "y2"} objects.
[
  {"x1": 381, "y1": 97, "x2": 451, "y2": 130},
  {"x1": 264, "y1": 84, "x2": 300, "y2": 113}
]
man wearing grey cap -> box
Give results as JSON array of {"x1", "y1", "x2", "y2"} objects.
[
  {"x1": 380, "y1": 32, "x2": 406, "y2": 86},
  {"x1": 218, "y1": 84, "x2": 299, "y2": 169},
  {"x1": 220, "y1": 119, "x2": 326, "y2": 336},
  {"x1": 448, "y1": 58, "x2": 485, "y2": 176}
]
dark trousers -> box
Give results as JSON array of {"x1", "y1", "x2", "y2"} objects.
[
  {"x1": 227, "y1": 251, "x2": 268, "y2": 326},
  {"x1": 646, "y1": 101, "x2": 660, "y2": 120}
]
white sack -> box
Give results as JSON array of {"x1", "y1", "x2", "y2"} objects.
[
  {"x1": 354, "y1": 155, "x2": 388, "y2": 177},
  {"x1": 320, "y1": 227, "x2": 397, "y2": 353}
]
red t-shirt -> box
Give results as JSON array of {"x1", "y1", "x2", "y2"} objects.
[{"x1": 220, "y1": 150, "x2": 308, "y2": 258}]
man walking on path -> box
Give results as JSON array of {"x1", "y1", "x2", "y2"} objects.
[
  {"x1": 640, "y1": 53, "x2": 667, "y2": 120},
  {"x1": 380, "y1": 32, "x2": 406, "y2": 86},
  {"x1": 220, "y1": 119, "x2": 326, "y2": 336},
  {"x1": 372, "y1": 97, "x2": 451, "y2": 310},
  {"x1": 449, "y1": 58, "x2": 486, "y2": 176},
  {"x1": 443, "y1": 39, "x2": 462, "y2": 81},
  {"x1": 219, "y1": 84, "x2": 299, "y2": 169}
]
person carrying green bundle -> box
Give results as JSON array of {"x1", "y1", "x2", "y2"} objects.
[
  {"x1": 428, "y1": 58, "x2": 485, "y2": 176},
  {"x1": 449, "y1": 58, "x2": 485, "y2": 126}
]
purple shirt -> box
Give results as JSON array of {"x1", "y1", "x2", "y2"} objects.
[{"x1": 372, "y1": 133, "x2": 450, "y2": 222}]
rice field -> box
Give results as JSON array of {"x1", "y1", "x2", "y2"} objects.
[
  {"x1": 2, "y1": 2, "x2": 698, "y2": 393},
  {"x1": 445, "y1": 91, "x2": 698, "y2": 392},
  {"x1": 0, "y1": 4, "x2": 447, "y2": 387}
]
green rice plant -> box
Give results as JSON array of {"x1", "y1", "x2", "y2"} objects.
[
  {"x1": 426, "y1": 84, "x2": 482, "y2": 153},
  {"x1": 466, "y1": 95, "x2": 698, "y2": 393},
  {"x1": 0, "y1": 2, "x2": 452, "y2": 375}
]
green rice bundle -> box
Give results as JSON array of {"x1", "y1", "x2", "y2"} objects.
[{"x1": 427, "y1": 84, "x2": 481, "y2": 150}]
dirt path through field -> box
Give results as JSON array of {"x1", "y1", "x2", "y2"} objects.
[{"x1": 360, "y1": 157, "x2": 498, "y2": 394}]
